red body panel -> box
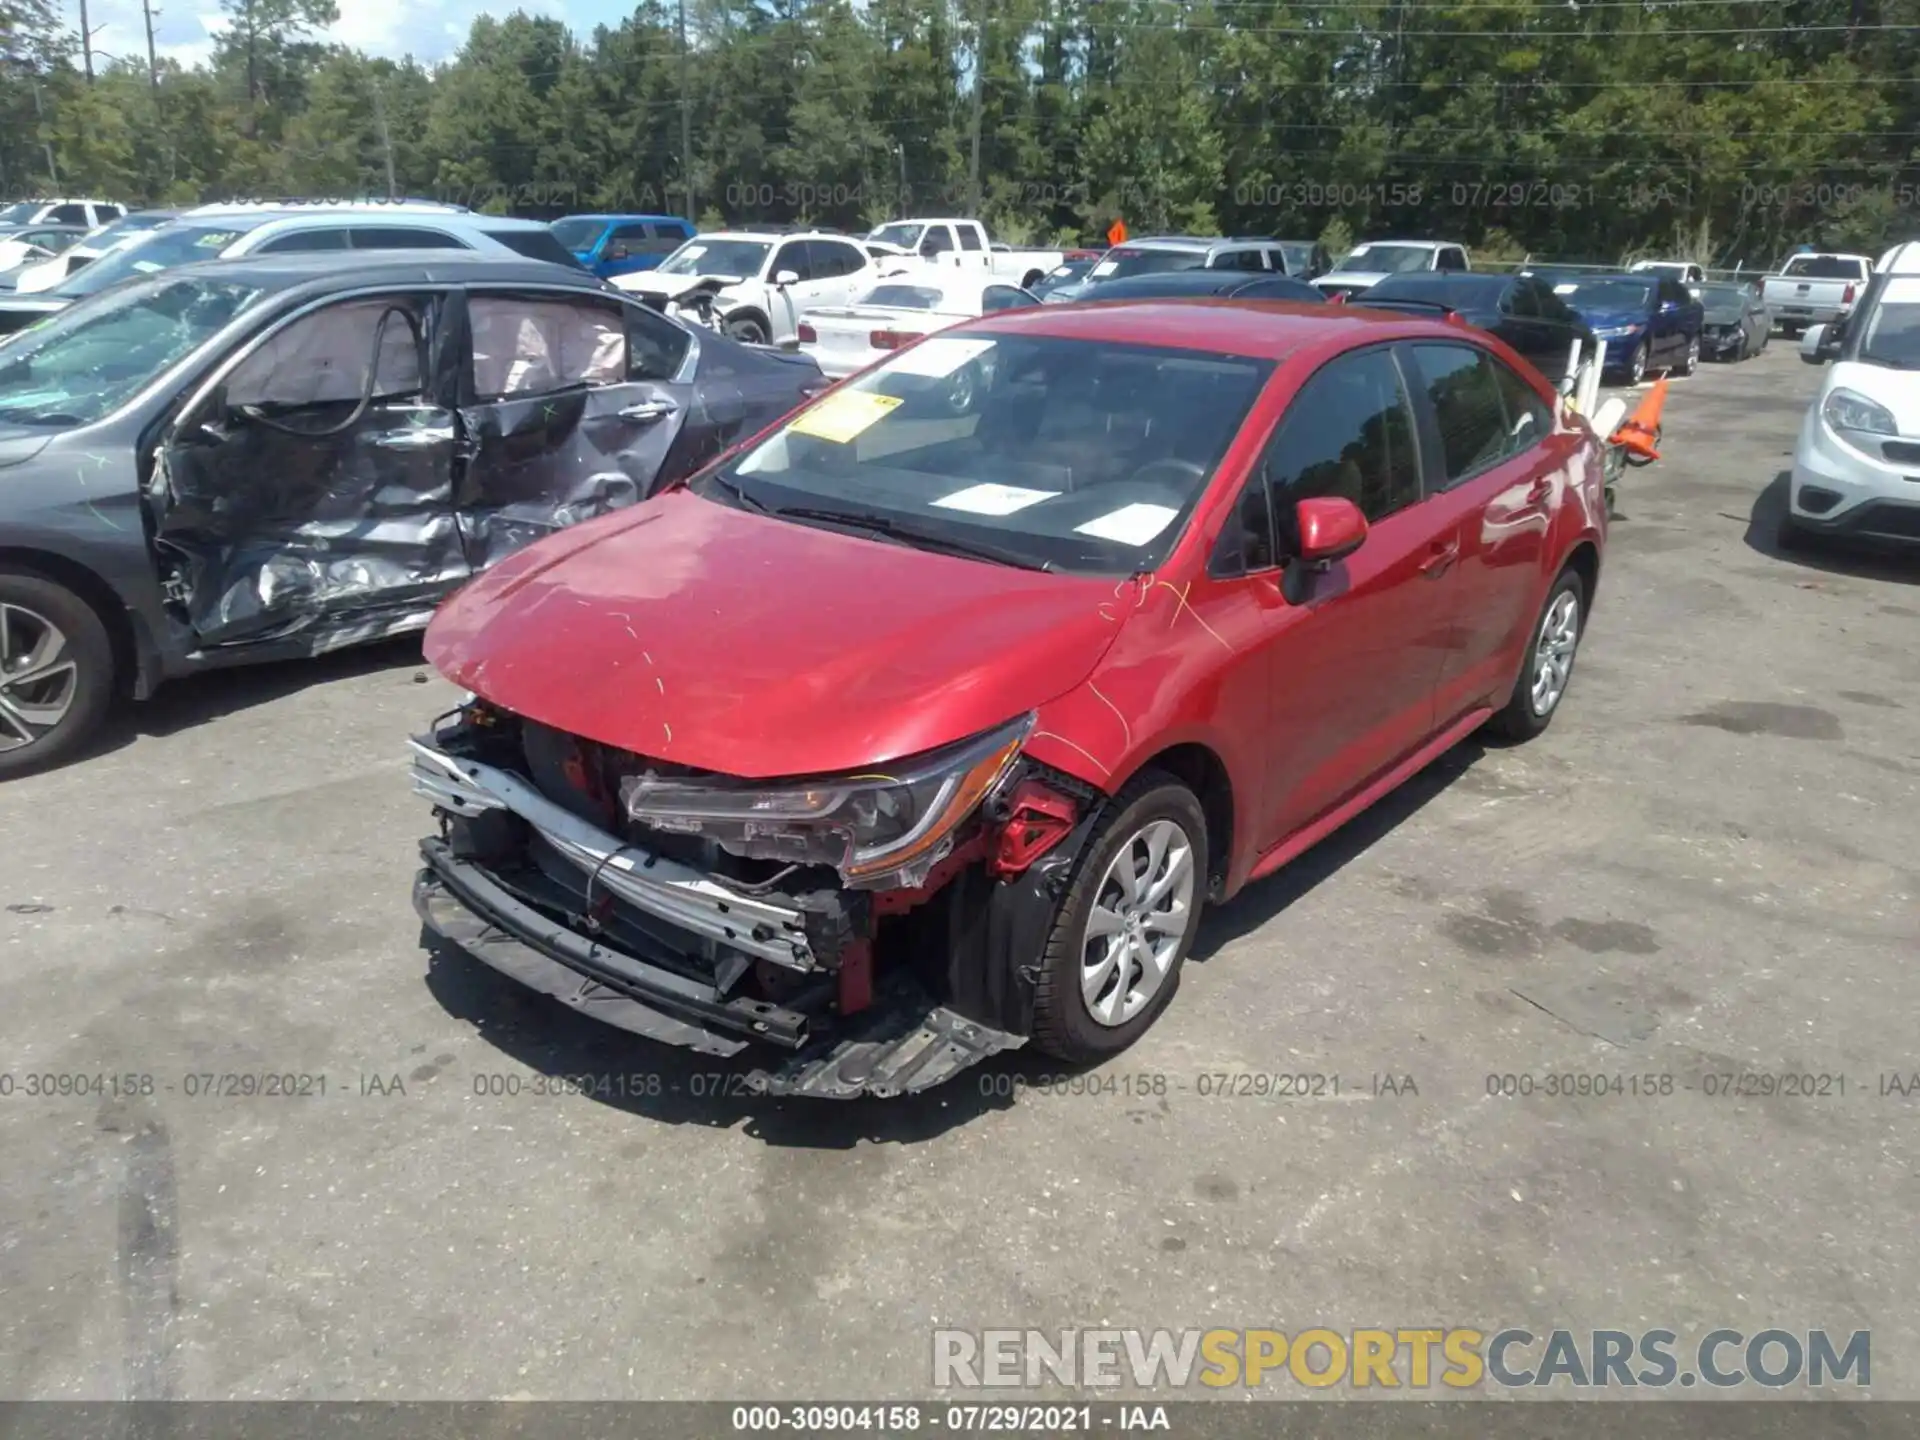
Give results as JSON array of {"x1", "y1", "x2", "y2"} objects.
[{"x1": 426, "y1": 300, "x2": 1604, "y2": 898}]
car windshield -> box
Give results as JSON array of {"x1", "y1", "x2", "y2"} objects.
[
  {"x1": 1782, "y1": 255, "x2": 1864, "y2": 279},
  {"x1": 700, "y1": 331, "x2": 1273, "y2": 574},
  {"x1": 1335, "y1": 244, "x2": 1435, "y2": 274},
  {"x1": 1085, "y1": 247, "x2": 1207, "y2": 282},
  {"x1": 550, "y1": 218, "x2": 607, "y2": 251},
  {"x1": 55, "y1": 223, "x2": 255, "y2": 298},
  {"x1": 858, "y1": 284, "x2": 948, "y2": 310},
  {"x1": 1558, "y1": 278, "x2": 1655, "y2": 310},
  {"x1": 656, "y1": 238, "x2": 769, "y2": 280},
  {"x1": 1856, "y1": 283, "x2": 1920, "y2": 368},
  {"x1": 1366, "y1": 276, "x2": 1499, "y2": 308},
  {"x1": 868, "y1": 224, "x2": 924, "y2": 251},
  {"x1": 0, "y1": 203, "x2": 45, "y2": 225},
  {"x1": 1633, "y1": 263, "x2": 1686, "y2": 280},
  {"x1": 1699, "y1": 285, "x2": 1750, "y2": 317},
  {"x1": 0, "y1": 276, "x2": 262, "y2": 426}
]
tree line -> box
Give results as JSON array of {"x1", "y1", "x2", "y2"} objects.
[{"x1": 3, "y1": 0, "x2": 1916, "y2": 268}]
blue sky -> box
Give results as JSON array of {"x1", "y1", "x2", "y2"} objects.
[{"x1": 73, "y1": 0, "x2": 638, "y2": 72}]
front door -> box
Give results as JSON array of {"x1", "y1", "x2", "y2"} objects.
[
  {"x1": 1252, "y1": 345, "x2": 1459, "y2": 846},
  {"x1": 453, "y1": 288, "x2": 695, "y2": 569},
  {"x1": 151, "y1": 290, "x2": 465, "y2": 648}
]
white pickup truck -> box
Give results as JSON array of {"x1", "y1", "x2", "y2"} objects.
[
  {"x1": 862, "y1": 218, "x2": 1079, "y2": 292},
  {"x1": 1760, "y1": 252, "x2": 1874, "y2": 336}
]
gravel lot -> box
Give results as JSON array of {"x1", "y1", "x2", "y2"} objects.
[{"x1": 1, "y1": 342, "x2": 1916, "y2": 1402}]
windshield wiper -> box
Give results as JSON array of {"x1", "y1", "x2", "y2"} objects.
[
  {"x1": 701, "y1": 471, "x2": 771, "y2": 513},
  {"x1": 768, "y1": 504, "x2": 1056, "y2": 572}
]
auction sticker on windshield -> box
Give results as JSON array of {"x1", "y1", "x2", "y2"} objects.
[
  {"x1": 884, "y1": 336, "x2": 996, "y2": 378},
  {"x1": 788, "y1": 389, "x2": 903, "y2": 443},
  {"x1": 931, "y1": 483, "x2": 1059, "y2": 515},
  {"x1": 1075, "y1": 503, "x2": 1179, "y2": 546}
]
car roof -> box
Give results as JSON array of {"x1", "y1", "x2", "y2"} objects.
[
  {"x1": 561, "y1": 213, "x2": 689, "y2": 224},
  {"x1": 962, "y1": 296, "x2": 1466, "y2": 359},
  {"x1": 1073, "y1": 270, "x2": 1305, "y2": 299},
  {"x1": 1353, "y1": 239, "x2": 1449, "y2": 250},
  {"x1": 158, "y1": 250, "x2": 610, "y2": 294}
]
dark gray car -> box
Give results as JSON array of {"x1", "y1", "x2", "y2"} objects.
[
  {"x1": 0, "y1": 252, "x2": 826, "y2": 775},
  {"x1": 1698, "y1": 281, "x2": 1770, "y2": 361}
]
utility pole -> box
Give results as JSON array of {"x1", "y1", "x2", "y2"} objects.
[
  {"x1": 967, "y1": 0, "x2": 984, "y2": 215},
  {"x1": 372, "y1": 79, "x2": 397, "y2": 198},
  {"x1": 678, "y1": 0, "x2": 694, "y2": 221},
  {"x1": 79, "y1": 0, "x2": 95, "y2": 81},
  {"x1": 142, "y1": 0, "x2": 161, "y2": 87}
]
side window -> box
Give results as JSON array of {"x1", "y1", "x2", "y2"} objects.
[
  {"x1": 922, "y1": 226, "x2": 956, "y2": 255},
  {"x1": 981, "y1": 285, "x2": 1036, "y2": 312},
  {"x1": 957, "y1": 225, "x2": 984, "y2": 252},
  {"x1": 49, "y1": 203, "x2": 89, "y2": 226},
  {"x1": 469, "y1": 293, "x2": 627, "y2": 400},
  {"x1": 1209, "y1": 476, "x2": 1278, "y2": 577},
  {"x1": 771, "y1": 240, "x2": 813, "y2": 281},
  {"x1": 1408, "y1": 343, "x2": 1509, "y2": 488},
  {"x1": 640, "y1": 223, "x2": 684, "y2": 254},
  {"x1": 1221, "y1": 248, "x2": 1266, "y2": 272},
  {"x1": 625, "y1": 302, "x2": 692, "y2": 381},
  {"x1": 1504, "y1": 280, "x2": 1539, "y2": 317},
  {"x1": 829, "y1": 240, "x2": 869, "y2": 276},
  {"x1": 350, "y1": 227, "x2": 466, "y2": 250},
  {"x1": 223, "y1": 297, "x2": 424, "y2": 410},
  {"x1": 1263, "y1": 347, "x2": 1422, "y2": 554},
  {"x1": 606, "y1": 223, "x2": 653, "y2": 256},
  {"x1": 1489, "y1": 357, "x2": 1554, "y2": 457},
  {"x1": 256, "y1": 227, "x2": 351, "y2": 253}
]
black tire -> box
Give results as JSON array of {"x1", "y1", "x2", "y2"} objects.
[
  {"x1": 1782, "y1": 323, "x2": 1803, "y2": 340},
  {"x1": 725, "y1": 313, "x2": 770, "y2": 345},
  {"x1": 1486, "y1": 568, "x2": 1585, "y2": 743},
  {"x1": 1030, "y1": 769, "x2": 1209, "y2": 1064},
  {"x1": 1776, "y1": 509, "x2": 1813, "y2": 552},
  {"x1": 0, "y1": 569, "x2": 116, "y2": 780},
  {"x1": 1733, "y1": 332, "x2": 1748, "y2": 362}
]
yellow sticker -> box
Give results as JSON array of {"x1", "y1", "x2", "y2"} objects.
[{"x1": 788, "y1": 389, "x2": 903, "y2": 444}]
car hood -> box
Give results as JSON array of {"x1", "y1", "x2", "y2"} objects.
[
  {"x1": 613, "y1": 270, "x2": 746, "y2": 300},
  {"x1": 424, "y1": 487, "x2": 1125, "y2": 778},
  {"x1": 1702, "y1": 307, "x2": 1746, "y2": 324},
  {"x1": 1574, "y1": 307, "x2": 1650, "y2": 330}
]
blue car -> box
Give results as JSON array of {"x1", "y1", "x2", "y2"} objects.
[
  {"x1": 1548, "y1": 272, "x2": 1704, "y2": 385},
  {"x1": 549, "y1": 214, "x2": 696, "y2": 281}
]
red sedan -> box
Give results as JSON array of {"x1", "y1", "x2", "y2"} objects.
[{"x1": 410, "y1": 299, "x2": 1606, "y2": 1098}]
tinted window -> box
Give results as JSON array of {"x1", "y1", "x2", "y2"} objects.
[
  {"x1": 1504, "y1": 280, "x2": 1538, "y2": 317},
  {"x1": 1264, "y1": 348, "x2": 1422, "y2": 546},
  {"x1": 1438, "y1": 248, "x2": 1467, "y2": 272},
  {"x1": 49, "y1": 204, "x2": 90, "y2": 226},
  {"x1": 1210, "y1": 476, "x2": 1277, "y2": 577},
  {"x1": 957, "y1": 226, "x2": 984, "y2": 252},
  {"x1": 982, "y1": 285, "x2": 1037, "y2": 311},
  {"x1": 549, "y1": 217, "x2": 605, "y2": 251},
  {"x1": 469, "y1": 294, "x2": 627, "y2": 399},
  {"x1": 772, "y1": 240, "x2": 813, "y2": 280},
  {"x1": 350, "y1": 227, "x2": 466, "y2": 250},
  {"x1": 1408, "y1": 343, "x2": 1509, "y2": 486},
  {"x1": 1209, "y1": 247, "x2": 1265, "y2": 272},
  {"x1": 1489, "y1": 357, "x2": 1553, "y2": 456},
  {"x1": 810, "y1": 240, "x2": 867, "y2": 278},
  {"x1": 1782, "y1": 254, "x2": 1867, "y2": 280},
  {"x1": 625, "y1": 302, "x2": 691, "y2": 381},
  {"x1": 921, "y1": 227, "x2": 956, "y2": 254},
  {"x1": 256, "y1": 227, "x2": 351, "y2": 253},
  {"x1": 481, "y1": 227, "x2": 586, "y2": 269}
]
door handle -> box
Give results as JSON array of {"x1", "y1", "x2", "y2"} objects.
[
  {"x1": 1418, "y1": 540, "x2": 1459, "y2": 577},
  {"x1": 618, "y1": 401, "x2": 677, "y2": 424}
]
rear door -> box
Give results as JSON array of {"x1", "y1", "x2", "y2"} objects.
[
  {"x1": 1403, "y1": 340, "x2": 1569, "y2": 727},
  {"x1": 151, "y1": 288, "x2": 465, "y2": 648},
  {"x1": 807, "y1": 238, "x2": 873, "y2": 307},
  {"x1": 1252, "y1": 344, "x2": 1456, "y2": 843},
  {"x1": 452, "y1": 286, "x2": 696, "y2": 568}
]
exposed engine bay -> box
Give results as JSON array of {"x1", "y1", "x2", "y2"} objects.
[{"x1": 411, "y1": 697, "x2": 1106, "y2": 1098}]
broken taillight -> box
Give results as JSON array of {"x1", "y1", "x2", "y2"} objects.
[
  {"x1": 797, "y1": 321, "x2": 818, "y2": 344},
  {"x1": 870, "y1": 329, "x2": 923, "y2": 350}
]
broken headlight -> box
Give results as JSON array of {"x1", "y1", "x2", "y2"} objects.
[{"x1": 618, "y1": 713, "x2": 1034, "y2": 888}]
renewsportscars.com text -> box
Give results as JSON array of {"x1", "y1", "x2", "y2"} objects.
[{"x1": 932, "y1": 1328, "x2": 1871, "y2": 1391}]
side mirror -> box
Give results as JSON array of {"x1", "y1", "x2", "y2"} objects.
[
  {"x1": 1800, "y1": 324, "x2": 1831, "y2": 364},
  {"x1": 773, "y1": 269, "x2": 800, "y2": 287},
  {"x1": 1295, "y1": 496, "x2": 1367, "y2": 569}
]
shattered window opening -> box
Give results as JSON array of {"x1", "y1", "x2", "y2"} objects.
[{"x1": 470, "y1": 294, "x2": 628, "y2": 401}]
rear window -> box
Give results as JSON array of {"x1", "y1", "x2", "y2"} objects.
[
  {"x1": 861, "y1": 285, "x2": 946, "y2": 309},
  {"x1": 482, "y1": 227, "x2": 588, "y2": 270},
  {"x1": 1782, "y1": 255, "x2": 1867, "y2": 280},
  {"x1": 1087, "y1": 247, "x2": 1208, "y2": 282}
]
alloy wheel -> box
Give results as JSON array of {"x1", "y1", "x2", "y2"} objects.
[
  {"x1": 1080, "y1": 818, "x2": 1196, "y2": 1027},
  {"x1": 1530, "y1": 590, "x2": 1581, "y2": 717},
  {"x1": 1629, "y1": 342, "x2": 1647, "y2": 385},
  {"x1": 0, "y1": 602, "x2": 79, "y2": 754}
]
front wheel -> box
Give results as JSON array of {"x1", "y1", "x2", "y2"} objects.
[
  {"x1": 0, "y1": 570, "x2": 116, "y2": 779},
  {"x1": 1676, "y1": 333, "x2": 1700, "y2": 376},
  {"x1": 1030, "y1": 771, "x2": 1208, "y2": 1063},
  {"x1": 724, "y1": 313, "x2": 770, "y2": 345},
  {"x1": 1486, "y1": 569, "x2": 1585, "y2": 743},
  {"x1": 1627, "y1": 340, "x2": 1648, "y2": 386}
]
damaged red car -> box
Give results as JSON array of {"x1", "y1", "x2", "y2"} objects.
[{"x1": 411, "y1": 299, "x2": 1606, "y2": 1098}]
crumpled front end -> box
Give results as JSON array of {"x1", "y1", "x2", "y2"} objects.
[{"x1": 410, "y1": 697, "x2": 1104, "y2": 1098}]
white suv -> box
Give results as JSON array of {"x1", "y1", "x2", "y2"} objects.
[
  {"x1": 611, "y1": 229, "x2": 876, "y2": 345},
  {"x1": 1785, "y1": 240, "x2": 1920, "y2": 550},
  {"x1": 0, "y1": 198, "x2": 126, "y2": 229},
  {"x1": 0, "y1": 202, "x2": 586, "y2": 332}
]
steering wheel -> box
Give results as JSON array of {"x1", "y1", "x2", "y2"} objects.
[{"x1": 1126, "y1": 457, "x2": 1206, "y2": 490}]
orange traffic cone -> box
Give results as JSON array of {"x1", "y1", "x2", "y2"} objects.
[{"x1": 1610, "y1": 376, "x2": 1668, "y2": 463}]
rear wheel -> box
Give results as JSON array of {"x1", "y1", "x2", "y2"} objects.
[
  {"x1": 1487, "y1": 569, "x2": 1585, "y2": 743},
  {"x1": 1676, "y1": 333, "x2": 1700, "y2": 376},
  {"x1": 0, "y1": 570, "x2": 116, "y2": 779},
  {"x1": 1030, "y1": 770, "x2": 1208, "y2": 1063}
]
